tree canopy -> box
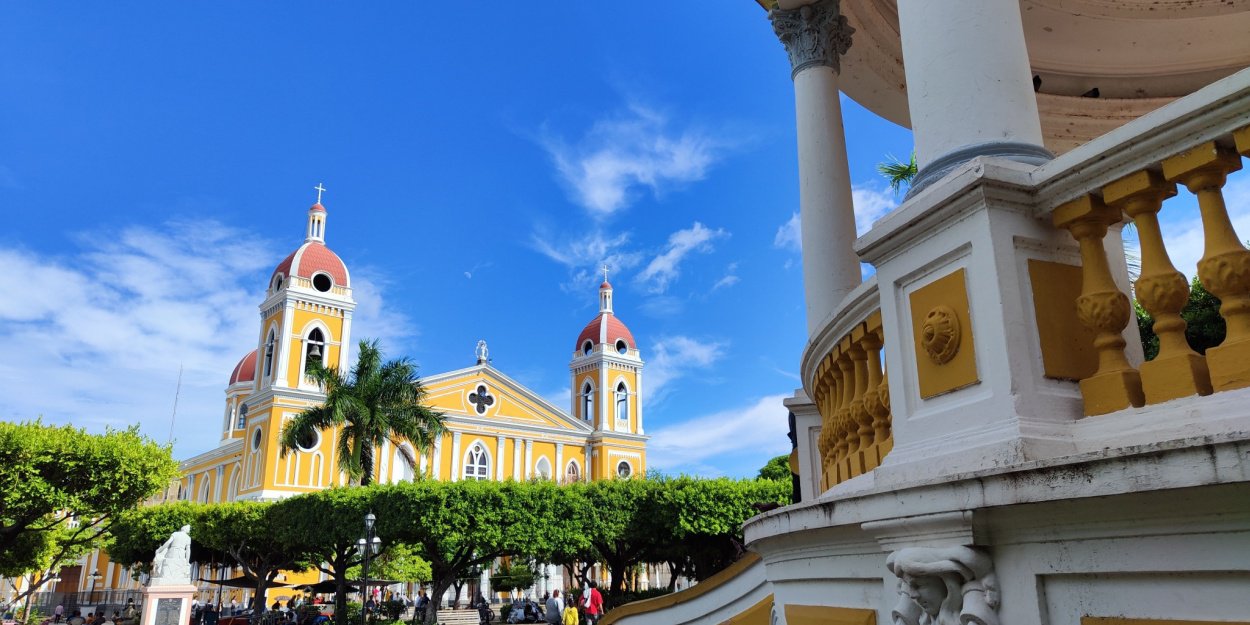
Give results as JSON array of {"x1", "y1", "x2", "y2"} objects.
[
  {"x1": 0, "y1": 422, "x2": 178, "y2": 597},
  {"x1": 1136, "y1": 277, "x2": 1225, "y2": 361},
  {"x1": 280, "y1": 339, "x2": 445, "y2": 486},
  {"x1": 757, "y1": 455, "x2": 792, "y2": 481}
]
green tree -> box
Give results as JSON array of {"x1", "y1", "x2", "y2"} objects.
[
  {"x1": 756, "y1": 455, "x2": 791, "y2": 481},
  {"x1": 575, "y1": 478, "x2": 662, "y2": 604},
  {"x1": 0, "y1": 422, "x2": 178, "y2": 600},
  {"x1": 108, "y1": 502, "x2": 225, "y2": 571},
  {"x1": 375, "y1": 479, "x2": 572, "y2": 624},
  {"x1": 280, "y1": 339, "x2": 445, "y2": 486},
  {"x1": 272, "y1": 487, "x2": 374, "y2": 625},
  {"x1": 488, "y1": 560, "x2": 536, "y2": 595},
  {"x1": 877, "y1": 152, "x2": 918, "y2": 193},
  {"x1": 1135, "y1": 277, "x2": 1225, "y2": 361},
  {"x1": 197, "y1": 502, "x2": 314, "y2": 623}
]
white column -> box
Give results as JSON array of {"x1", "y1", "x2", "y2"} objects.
[
  {"x1": 635, "y1": 370, "x2": 644, "y2": 435},
  {"x1": 770, "y1": 0, "x2": 861, "y2": 334},
  {"x1": 432, "y1": 436, "x2": 443, "y2": 479},
  {"x1": 584, "y1": 445, "x2": 592, "y2": 482},
  {"x1": 555, "y1": 443, "x2": 565, "y2": 483},
  {"x1": 338, "y1": 310, "x2": 354, "y2": 371},
  {"x1": 524, "y1": 439, "x2": 534, "y2": 480},
  {"x1": 449, "y1": 432, "x2": 462, "y2": 481},
  {"x1": 513, "y1": 438, "x2": 522, "y2": 479},
  {"x1": 599, "y1": 365, "x2": 612, "y2": 432},
  {"x1": 274, "y1": 301, "x2": 296, "y2": 387},
  {"x1": 215, "y1": 466, "x2": 224, "y2": 502},
  {"x1": 495, "y1": 436, "x2": 506, "y2": 481},
  {"x1": 784, "y1": 391, "x2": 821, "y2": 502},
  {"x1": 896, "y1": 0, "x2": 1050, "y2": 192}
]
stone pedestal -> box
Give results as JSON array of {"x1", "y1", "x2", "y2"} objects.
[{"x1": 141, "y1": 585, "x2": 197, "y2": 625}]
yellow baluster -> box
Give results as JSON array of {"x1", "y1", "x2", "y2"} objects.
[
  {"x1": 849, "y1": 328, "x2": 872, "y2": 477},
  {"x1": 1103, "y1": 170, "x2": 1211, "y2": 403},
  {"x1": 860, "y1": 314, "x2": 886, "y2": 471},
  {"x1": 1054, "y1": 195, "x2": 1145, "y2": 415},
  {"x1": 835, "y1": 347, "x2": 855, "y2": 482},
  {"x1": 1163, "y1": 142, "x2": 1250, "y2": 391}
]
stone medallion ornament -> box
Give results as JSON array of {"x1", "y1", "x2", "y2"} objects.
[
  {"x1": 886, "y1": 546, "x2": 998, "y2": 625},
  {"x1": 150, "y1": 525, "x2": 192, "y2": 586},
  {"x1": 920, "y1": 306, "x2": 961, "y2": 365}
]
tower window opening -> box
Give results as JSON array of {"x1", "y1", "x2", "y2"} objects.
[
  {"x1": 616, "y1": 340, "x2": 628, "y2": 355},
  {"x1": 296, "y1": 429, "x2": 319, "y2": 452},
  {"x1": 236, "y1": 403, "x2": 248, "y2": 430},
  {"x1": 464, "y1": 443, "x2": 489, "y2": 481},
  {"x1": 305, "y1": 328, "x2": 326, "y2": 372},
  {"x1": 251, "y1": 427, "x2": 263, "y2": 451},
  {"x1": 617, "y1": 461, "x2": 632, "y2": 478},
  {"x1": 262, "y1": 330, "x2": 276, "y2": 380},
  {"x1": 582, "y1": 340, "x2": 593, "y2": 355},
  {"x1": 581, "y1": 382, "x2": 595, "y2": 421},
  {"x1": 616, "y1": 381, "x2": 629, "y2": 423},
  {"x1": 312, "y1": 273, "x2": 333, "y2": 292}
]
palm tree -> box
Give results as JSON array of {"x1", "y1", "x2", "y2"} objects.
[
  {"x1": 280, "y1": 339, "x2": 445, "y2": 485},
  {"x1": 877, "y1": 152, "x2": 918, "y2": 193}
]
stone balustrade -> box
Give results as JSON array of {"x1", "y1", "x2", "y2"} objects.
[{"x1": 1049, "y1": 126, "x2": 1250, "y2": 416}]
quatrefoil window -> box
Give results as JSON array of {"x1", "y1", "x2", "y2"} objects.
[{"x1": 468, "y1": 384, "x2": 495, "y2": 415}]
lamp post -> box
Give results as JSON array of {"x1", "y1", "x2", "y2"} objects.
[
  {"x1": 88, "y1": 570, "x2": 102, "y2": 606},
  {"x1": 357, "y1": 512, "x2": 381, "y2": 625}
]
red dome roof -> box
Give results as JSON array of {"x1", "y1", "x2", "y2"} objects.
[
  {"x1": 309, "y1": 202, "x2": 326, "y2": 213},
  {"x1": 229, "y1": 349, "x2": 258, "y2": 386},
  {"x1": 272, "y1": 241, "x2": 350, "y2": 288},
  {"x1": 575, "y1": 313, "x2": 637, "y2": 352}
]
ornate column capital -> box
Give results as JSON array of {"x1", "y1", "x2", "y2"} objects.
[{"x1": 769, "y1": 0, "x2": 854, "y2": 78}]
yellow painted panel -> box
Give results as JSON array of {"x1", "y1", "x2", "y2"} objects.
[
  {"x1": 719, "y1": 594, "x2": 773, "y2": 625},
  {"x1": 1029, "y1": 259, "x2": 1098, "y2": 381},
  {"x1": 1083, "y1": 619, "x2": 1250, "y2": 625},
  {"x1": 910, "y1": 268, "x2": 979, "y2": 399},
  {"x1": 784, "y1": 605, "x2": 877, "y2": 625}
]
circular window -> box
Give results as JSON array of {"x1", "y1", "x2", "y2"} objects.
[
  {"x1": 582, "y1": 340, "x2": 593, "y2": 355},
  {"x1": 615, "y1": 340, "x2": 628, "y2": 355},
  {"x1": 296, "y1": 429, "x2": 320, "y2": 452},
  {"x1": 251, "y1": 427, "x2": 263, "y2": 451},
  {"x1": 617, "y1": 461, "x2": 632, "y2": 478},
  {"x1": 312, "y1": 273, "x2": 333, "y2": 292}
]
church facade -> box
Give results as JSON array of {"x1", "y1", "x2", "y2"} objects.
[{"x1": 59, "y1": 198, "x2": 648, "y2": 602}]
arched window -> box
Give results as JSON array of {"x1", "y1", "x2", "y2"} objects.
[
  {"x1": 615, "y1": 382, "x2": 629, "y2": 424},
  {"x1": 262, "y1": 329, "x2": 276, "y2": 380},
  {"x1": 581, "y1": 382, "x2": 595, "y2": 421},
  {"x1": 236, "y1": 403, "x2": 248, "y2": 430},
  {"x1": 463, "y1": 443, "x2": 489, "y2": 481},
  {"x1": 617, "y1": 461, "x2": 632, "y2": 478},
  {"x1": 304, "y1": 328, "x2": 325, "y2": 372},
  {"x1": 535, "y1": 457, "x2": 552, "y2": 480},
  {"x1": 565, "y1": 461, "x2": 580, "y2": 484}
]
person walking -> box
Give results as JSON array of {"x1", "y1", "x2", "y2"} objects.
[
  {"x1": 561, "y1": 602, "x2": 579, "y2": 625},
  {"x1": 543, "y1": 590, "x2": 562, "y2": 625},
  {"x1": 54, "y1": 603, "x2": 65, "y2": 623},
  {"x1": 580, "y1": 582, "x2": 603, "y2": 625}
]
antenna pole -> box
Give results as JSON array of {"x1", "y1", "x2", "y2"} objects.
[{"x1": 168, "y1": 364, "x2": 183, "y2": 445}]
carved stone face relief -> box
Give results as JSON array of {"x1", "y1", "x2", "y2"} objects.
[
  {"x1": 885, "y1": 546, "x2": 999, "y2": 625},
  {"x1": 920, "y1": 305, "x2": 961, "y2": 365}
]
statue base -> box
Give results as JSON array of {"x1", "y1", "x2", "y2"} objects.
[{"x1": 141, "y1": 585, "x2": 197, "y2": 625}]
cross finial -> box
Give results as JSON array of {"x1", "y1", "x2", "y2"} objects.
[
  {"x1": 603, "y1": 264, "x2": 610, "y2": 284},
  {"x1": 314, "y1": 183, "x2": 326, "y2": 204}
]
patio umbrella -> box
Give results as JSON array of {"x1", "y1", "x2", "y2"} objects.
[
  {"x1": 295, "y1": 581, "x2": 359, "y2": 594},
  {"x1": 198, "y1": 576, "x2": 293, "y2": 589}
]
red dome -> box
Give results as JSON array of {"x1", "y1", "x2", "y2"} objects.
[
  {"x1": 575, "y1": 313, "x2": 637, "y2": 353},
  {"x1": 229, "y1": 349, "x2": 258, "y2": 386},
  {"x1": 309, "y1": 202, "x2": 326, "y2": 213},
  {"x1": 272, "y1": 241, "x2": 350, "y2": 288}
]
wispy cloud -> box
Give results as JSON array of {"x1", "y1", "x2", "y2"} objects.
[
  {"x1": 540, "y1": 103, "x2": 724, "y2": 217},
  {"x1": 647, "y1": 394, "x2": 792, "y2": 477},
  {"x1": 773, "y1": 183, "x2": 898, "y2": 252},
  {"x1": 711, "y1": 262, "x2": 740, "y2": 291},
  {"x1": 0, "y1": 219, "x2": 409, "y2": 459},
  {"x1": 635, "y1": 222, "x2": 728, "y2": 294},
  {"x1": 1157, "y1": 174, "x2": 1250, "y2": 281},
  {"x1": 529, "y1": 228, "x2": 644, "y2": 293},
  {"x1": 645, "y1": 335, "x2": 728, "y2": 405}
]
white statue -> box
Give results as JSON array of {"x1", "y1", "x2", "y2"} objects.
[
  {"x1": 150, "y1": 525, "x2": 192, "y2": 586},
  {"x1": 475, "y1": 340, "x2": 489, "y2": 365},
  {"x1": 886, "y1": 546, "x2": 999, "y2": 625}
]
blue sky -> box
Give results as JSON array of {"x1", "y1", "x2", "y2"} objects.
[{"x1": 20, "y1": 4, "x2": 1247, "y2": 478}]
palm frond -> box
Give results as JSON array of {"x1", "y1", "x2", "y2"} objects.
[{"x1": 877, "y1": 151, "x2": 918, "y2": 193}]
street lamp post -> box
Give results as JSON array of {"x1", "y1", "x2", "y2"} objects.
[
  {"x1": 88, "y1": 570, "x2": 102, "y2": 607},
  {"x1": 357, "y1": 512, "x2": 381, "y2": 625}
]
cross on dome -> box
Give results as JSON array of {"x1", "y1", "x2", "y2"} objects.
[
  {"x1": 603, "y1": 264, "x2": 610, "y2": 284},
  {"x1": 314, "y1": 183, "x2": 326, "y2": 204}
]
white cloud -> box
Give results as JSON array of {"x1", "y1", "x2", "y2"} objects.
[
  {"x1": 711, "y1": 262, "x2": 740, "y2": 291},
  {"x1": 541, "y1": 103, "x2": 723, "y2": 216},
  {"x1": 529, "y1": 229, "x2": 644, "y2": 293},
  {"x1": 635, "y1": 222, "x2": 728, "y2": 294},
  {"x1": 1157, "y1": 175, "x2": 1250, "y2": 281},
  {"x1": 645, "y1": 335, "x2": 728, "y2": 405},
  {"x1": 773, "y1": 183, "x2": 899, "y2": 252},
  {"x1": 0, "y1": 220, "x2": 409, "y2": 459},
  {"x1": 646, "y1": 394, "x2": 792, "y2": 477}
]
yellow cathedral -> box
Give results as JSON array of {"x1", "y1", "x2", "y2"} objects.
[{"x1": 66, "y1": 198, "x2": 649, "y2": 602}]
